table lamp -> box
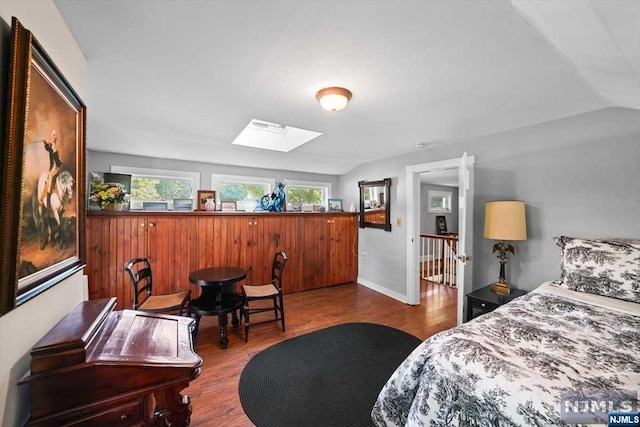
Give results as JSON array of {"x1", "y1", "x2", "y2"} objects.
[{"x1": 484, "y1": 200, "x2": 527, "y2": 294}]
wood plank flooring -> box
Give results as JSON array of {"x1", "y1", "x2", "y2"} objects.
[{"x1": 186, "y1": 281, "x2": 456, "y2": 426}]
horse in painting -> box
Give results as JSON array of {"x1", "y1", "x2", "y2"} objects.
[{"x1": 32, "y1": 170, "x2": 74, "y2": 250}]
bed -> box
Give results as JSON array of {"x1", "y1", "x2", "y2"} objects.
[{"x1": 372, "y1": 237, "x2": 640, "y2": 426}]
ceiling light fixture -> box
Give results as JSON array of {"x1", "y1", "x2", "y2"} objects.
[{"x1": 316, "y1": 87, "x2": 352, "y2": 112}]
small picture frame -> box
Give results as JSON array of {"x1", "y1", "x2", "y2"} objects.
[
  {"x1": 220, "y1": 201, "x2": 237, "y2": 212},
  {"x1": 436, "y1": 215, "x2": 448, "y2": 235},
  {"x1": 172, "y1": 198, "x2": 193, "y2": 211},
  {"x1": 197, "y1": 190, "x2": 216, "y2": 211},
  {"x1": 142, "y1": 201, "x2": 168, "y2": 211},
  {"x1": 328, "y1": 198, "x2": 343, "y2": 212}
]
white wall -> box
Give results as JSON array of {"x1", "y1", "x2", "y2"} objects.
[
  {"x1": 0, "y1": 1, "x2": 87, "y2": 425},
  {"x1": 0, "y1": 274, "x2": 86, "y2": 425},
  {"x1": 420, "y1": 184, "x2": 459, "y2": 234},
  {"x1": 87, "y1": 150, "x2": 340, "y2": 193},
  {"x1": 339, "y1": 107, "x2": 640, "y2": 299}
]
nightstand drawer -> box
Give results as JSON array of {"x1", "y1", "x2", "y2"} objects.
[
  {"x1": 466, "y1": 285, "x2": 528, "y2": 322},
  {"x1": 469, "y1": 298, "x2": 500, "y2": 312}
]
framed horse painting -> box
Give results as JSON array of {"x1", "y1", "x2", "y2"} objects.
[{"x1": 0, "y1": 18, "x2": 86, "y2": 315}]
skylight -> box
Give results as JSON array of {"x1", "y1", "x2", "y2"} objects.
[{"x1": 232, "y1": 120, "x2": 322, "y2": 152}]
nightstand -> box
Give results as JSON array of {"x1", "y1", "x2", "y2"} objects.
[{"x1": 466, "y1": 284, "x2": 528, "y2": 321}]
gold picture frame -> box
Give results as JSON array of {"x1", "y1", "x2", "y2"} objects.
[{"x1": 1, "y1": 18, "x2": 87, "y2": 315}]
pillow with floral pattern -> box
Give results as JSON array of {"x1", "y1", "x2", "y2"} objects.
[{"x1": 554, "y1": 236, "x2": 640, "y2": 303}]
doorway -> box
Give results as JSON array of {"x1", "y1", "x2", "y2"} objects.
[
  {"x1": 406, "y1": 155, "x2": 475, "y2": 325},
  {"x1": 419, "y1": 175, "x2": 459, "y2": 314}
]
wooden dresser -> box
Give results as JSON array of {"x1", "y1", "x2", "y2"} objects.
[{"x1": 19, "y1": 298, "x2": 202, "y2": 426}]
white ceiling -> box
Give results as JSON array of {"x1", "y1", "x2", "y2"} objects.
[{"x1": 53, "y1": 0, "x2": 640, "y2": 176}]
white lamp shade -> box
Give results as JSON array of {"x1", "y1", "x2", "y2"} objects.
[{"x1": 484, "y1": 201, "x2": 527, "y2": 241}]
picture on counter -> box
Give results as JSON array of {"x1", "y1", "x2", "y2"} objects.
[
  {"x1": 172, "y1": 198, "x2": 193, "y2": 211},
  {"x1": 197, "y1": 190, "x2": 216, "y2": 211},
  {"x1": 220, "y1": 201, "x2": 237, "y2": 212},
  {"x1": 328, "y1": 198, "x2": 343, "y2": 212}
]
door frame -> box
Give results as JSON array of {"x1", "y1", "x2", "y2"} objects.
[{"x1": 405, "y1": 155, "x2": 475, "y2": 325}]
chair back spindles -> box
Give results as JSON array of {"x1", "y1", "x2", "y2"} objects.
[
  {"x1": 272, "y1": 252, "x2": 287, "y2": 290},
  {"x1": 125, "y1": 258, "x2": 154, "y2": 310},
  {"x1": 124, "y1": 257, "x2": 190, "y2": 315}
]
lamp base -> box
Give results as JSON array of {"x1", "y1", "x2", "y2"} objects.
[{"x1": 491, "y1": 282, "x2": 512, "y2": 294}]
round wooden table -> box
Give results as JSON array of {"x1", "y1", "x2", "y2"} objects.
[{"x1": 189, "y1": 267, "x2": 247, "y2": 349}]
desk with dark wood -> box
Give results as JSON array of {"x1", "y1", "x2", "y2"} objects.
[
  {"x1": 189, "y1": 267, "x2": 247, "y2": 349},
  {"x1": 19, "y1": 298, "x2": 202, "y2": 426}
]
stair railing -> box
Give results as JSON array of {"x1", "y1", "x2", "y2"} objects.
[{"x1": 419, "y1": 233, "x2": 458, "y2": 287}]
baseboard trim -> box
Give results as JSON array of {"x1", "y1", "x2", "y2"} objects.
[{"x1": 357, "y1": 277, "x2": 412, "y2": 305}]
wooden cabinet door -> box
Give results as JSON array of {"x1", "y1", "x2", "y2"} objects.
[
  {"x1": 146, "y1": 216, "x2": 199, "y2": 297},
  {"x1": 277, "y1": 215, "x2": 301, "y2": 293},
  {"x1": 300, "y1": 215, "x2": 331, "y2": 290},
  {"x1": 247, "y1": 214, "x2": 301, "y2": 292},
  {"x1": 195, "y1": 215, "x2": 251, "y2": 293},
  {"x1": 248, "y1": 215, "x2": 280, "y2": 286},
  {"x1": 330, "y1": 215, "x2": 358, "y2": 285},
  {"x1": 86, "y1": 216, "x2": 147, "y2": 310}
]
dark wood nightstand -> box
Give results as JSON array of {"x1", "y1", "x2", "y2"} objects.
[{"x1": 466, "y1": 284, "x2": 528, "y2": 321}]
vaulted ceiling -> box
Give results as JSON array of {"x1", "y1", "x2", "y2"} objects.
[{"x1": 54, "y1": 0, "x2": 640, "y2": 175}]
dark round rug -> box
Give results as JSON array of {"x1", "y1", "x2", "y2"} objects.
[{"x1": 238, "y1": 322, "x2": 422, "y2": 427}]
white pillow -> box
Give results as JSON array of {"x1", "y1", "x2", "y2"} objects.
[{"x1": 553, "y1": 236, "x2": 640, "y2": 303}]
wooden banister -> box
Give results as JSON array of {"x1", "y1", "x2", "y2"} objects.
[{"x1": 419, "y1": 233, "x2": 459, "y2": 287}]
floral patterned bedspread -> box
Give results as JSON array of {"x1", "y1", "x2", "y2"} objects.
[{"x1": 372, "y1": 283, "x2": 640, "y2": 426}]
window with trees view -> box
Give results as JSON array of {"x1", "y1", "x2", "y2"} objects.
[
  {"x1": 287, "y1": 185, "x2": 326, "y2": 204},
  {"x1": 211, "y1": 175, "x2": 332, "y2": 208},
  {"x1": 131, "y1": 176, "x2": 192, "y2": 201},
  {"x1": 212, "y1": 174, "x2": 274, "y2": 203},
  {"x1": 218, "y1": 182, "x2": 270, "y2": 201},
  {"x1": 285, "y1": 180, "x2": 331, "y2": 206},
  {"x1": 111, "y1": 166, "x2": 199, "y2": 210},
  {"x1": 427, "y1": 190, "x2": 452, "y2": 213}
]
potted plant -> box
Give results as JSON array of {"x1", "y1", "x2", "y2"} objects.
[{"x1": 89, "y1": 182, "x2": 130, "y2": 211}]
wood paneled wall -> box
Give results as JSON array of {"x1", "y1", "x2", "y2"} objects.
[{"x1": 85, "y1": 212, "x2": 358, "y2": 309}]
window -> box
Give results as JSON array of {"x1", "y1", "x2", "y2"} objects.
[
  {"x1": 111, "y1": 166, "x2": 199, "y2": 210},
  {"x1": 285, "y1": 180, "x2": 332, "y2": 206},
  {"x1": 211, "y1": 174, "x2": 274, "y2": 202},
  {"x1": 427, "y1": 190, "x2": 452, "y2": 213}
]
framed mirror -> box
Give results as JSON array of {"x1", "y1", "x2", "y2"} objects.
[{"x1": 358, "y1": 178, "x2": 391, "y2": 231}]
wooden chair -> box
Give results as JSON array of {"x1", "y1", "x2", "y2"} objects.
[
  {"x1": 125, "y1": 257, "x2": 191, "y2": 315},
  {"x1": 242, "y1": 251, "x2": 287, "y2": 341}
]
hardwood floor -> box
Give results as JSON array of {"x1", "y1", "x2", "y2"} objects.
[{"x1": 186, "y1": 281, "x2": 456, "y2": 426}]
